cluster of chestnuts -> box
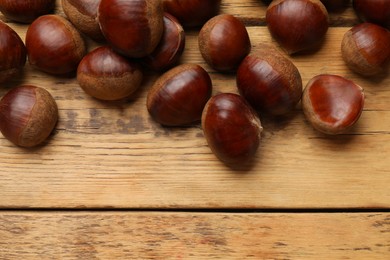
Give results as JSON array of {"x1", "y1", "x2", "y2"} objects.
[{"x1": 0, "y1": 0, "x2": 388, "y2": 166}]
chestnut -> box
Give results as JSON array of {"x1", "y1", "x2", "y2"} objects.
[
  {"x1": 62, "y1": 0, "x2": 104, "y2": 41},
  {"x1": 0, "y1": 21, "x2": 26, "y2": 83},
  {"x1": 163, "y1": 0, "x2": 221, "y2": 28},
  {"x1": 202, "y1": 93, "x2": 263, "y2": 164},
  {"x1": 302, "y1": 75, "x2": 364, "y2": 135},
  {"x1": 77, "y1": 46, "x2": 143, "y2": 101},
  {"x1": 25, "y1": 15, "x2": 87, "y2": 75},
  {"x1": 341, "y1": 22, "x2": 390, "y2": 76},
  {"x1": 0, "y1": 85, "x2": 58, "y2": 147},
  {"x1": 236, "y1": 46, "x2": 303, "y2": 116},
  {"x1": 199, "y1": 14, "x2": 251, "y2": 72},
  {"x1": 147, "y1": 64, "x2": 212, "y2": 126},
  {"x1": 266, "y1": 0, "x2": 329, "y2": 54},
  {"x1": 320, "y1": 0, "x2": 349, "y2": 12},
  {"x1": 98, "y1": 0, "x2": 164, "y2": 58},
  {"x1": 142, "y1": 13, "x2": 185, "y2": 71},
  {"x1": 0, "y1": 0, "x2": 55, "y2": 23},
  {"x1": 353, "y1": 0, "x2": 390, "y2": 29}
]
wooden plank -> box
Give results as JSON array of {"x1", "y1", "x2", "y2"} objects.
[
  {"x1": 0, "y1": 1, "x2": 389, "y2": 209},
  {"x1": 0, "y1": 212, "x2": 389, "y2": 259}
]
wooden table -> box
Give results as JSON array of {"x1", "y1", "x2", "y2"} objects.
[{"x1": 1, "y1": 0, "x2": 389, "y2": 259}]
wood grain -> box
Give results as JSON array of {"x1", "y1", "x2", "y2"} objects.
[
  {"x1": 0, "y1": 212, "x2": 389, "y2": 259},
  {"x1": 0, "y1": 1, "x2": 389, "y2": 209}
]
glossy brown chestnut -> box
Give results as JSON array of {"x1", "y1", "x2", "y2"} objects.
[
  {"x1": 62, "y1": 0, "x2": 104, "y2": 41},
  {"x1": 266, "y1": 0, "x2": 329, "y2": 54},
  {"x1": 25, "y1": 15, "x2": 86, "y2": 75},
  {"x1": 236, "y1": 46, "x2": 303, "y2": 116},
  {"x1": 98, "y1": 0, "x2": 164, "y2": 58},
  {"x1": 353, "y1": 0, "x2": 390, "y2": 29},
  {"x1": 0, "y1": 85, "x2": 58, "y2": 147},
  {"x1": 320, "y1": 0, "x2": 349, "y2": 11},
  {"x1": 163, "y1": 0, "x2": 221, "y2": 28},
  {"x1": 341, "y1": 23, "x2": 390, "y2": 76},
  {"x1": 0, "y1": 21, "x2": 26, "y2": 83},
  {"x1": 77, "y1": 46, "x2": 143, "y2": 101},
  {"x1": 0, "y1": 0, "x2": 55, "y2": 23},
  {"x1": 147, "y1": 64, "x2": 212, "y2": 126},
  {"x1": 202, "y1": 93, "x2": 263, "y2": 164},
  {"x1": 199, "y1": 14, "x2": 251, "y2": 72},
  {"x1": 142, "y1": 13, "x2": 185, "y2": 71},
  {"x1": 302, "y1": 75, "x2": 364, "y2": 135}
]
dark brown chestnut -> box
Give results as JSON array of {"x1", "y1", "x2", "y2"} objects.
[
  {"x1": 0, "y1": 0, "x2": 55, "y2": 23},
  {"x1": 202, "y1": 93, "x2": 263, "y2": 164},
  {"x1": 302, "y1": 74, "x2": 364, "y2": 135},
  {"x1": 199, "y1": 14, "x2": 251, "y2": 72},
  {"x1": 266, "y1": 0, "x2": 329, "y2": 54},
  {"x1": 77, "y1": 46, "x2": 143, "y2": 101},
  {"x1": 0, "y1": 21, "x2": 26, "y2": 83},
  {"x1": 25, "y1": 15, "x2": 87, "y2": 75},
  {"x1": 353, "y1": 0, "x2": 390, "y2": 29},
  {"x1": 341, "y1": 22, "x2": 390, "y2": 76},
  {"x1": 236, "y1": 45, "x2": 302, "y2": 116},
  {"x1": 0, "y1": 85, "x2": 58, "y2": 147},
  {"x1": 142, "y1": 13, "x2": 185, "y2": 71},
  {"x1": 98, "y1": 0, "x2": 164, "y2": 58},
  {"x1": 62, "y1": 0, "x2": 104, "y2": 41},
  {"x1": 320, "y1": 0, "x2": 349, "y2": 12},
  {"x1": 147, "y1": 64, "x2": 212, "y2": 126},
  {"x1": 261, "y1": 0, "x2": 273, "y2": 5},
  {"x1": 163, "y1": 0, "x2": 221, "y2": 28}
]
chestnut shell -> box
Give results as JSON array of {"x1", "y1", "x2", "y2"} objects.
[
  {"x1": 0, "y1": 85, "x2": 58, "y2": 147},
  {"x1": 302, "y1": 74, "x2": 365, "y2": 135},
  {"x1": 0, "y1": 0, "x2": 55, "y2": 23},
  {"x1": 62, "y1": 0, "x2": 104, "y2": 41},
  {"x1": 237, "y1": 46, "x2": 303, "y2": 116},
  {"x1": 266, "y1": 0, "x2": 329, "y2": 54},
  {"x1": 98, "y1": 0, "x2": 164, "y2": 58},
  {"x1": 353, "y1": 0, "x2": 390, "y2": 29},
  {"x1": 25, "y1": 15, "x2": 86, "y2": 75},
  {"x1": 147, "y1": 64, "x2": 212, "y2": 126},
  {"x1": 0, "y1": 21, "x2": 26, "y2": 83},
  {"x1": 163, "y1": 0, "x2": 221, "y2": 28},
  {"x1": 341, "y1": 23, "x2": 390, "y2": 76},
  {"x1": 77, "y1": 46, "x2": 143, "y2": 101},
  {"x1": 199, "y1": 14, "x2": 251, "y2": 72},
  {"x1": 202, "y1": 93, "x2": 262, "y2": 164},
  {"x1": 142, "y1": 13, "x2": 185, "y2": 71}
]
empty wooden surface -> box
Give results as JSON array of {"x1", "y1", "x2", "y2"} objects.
[
  {"x1": 1, "y1": 212, "x2": 389, "y2": 259},
  {"x1": 0, "y1": 0, "x2": 389, "y2": 259}
]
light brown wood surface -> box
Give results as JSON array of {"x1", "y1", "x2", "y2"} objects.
[
  {"x1": 0, "y1": 1, "x2": 389, "y2": 209},
  {"x1": 0, "y1": 0, "x2": 389, "y2": 259},
  {"x1": 1, "y1": 212, "x2": 389, "y2": 259}
]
